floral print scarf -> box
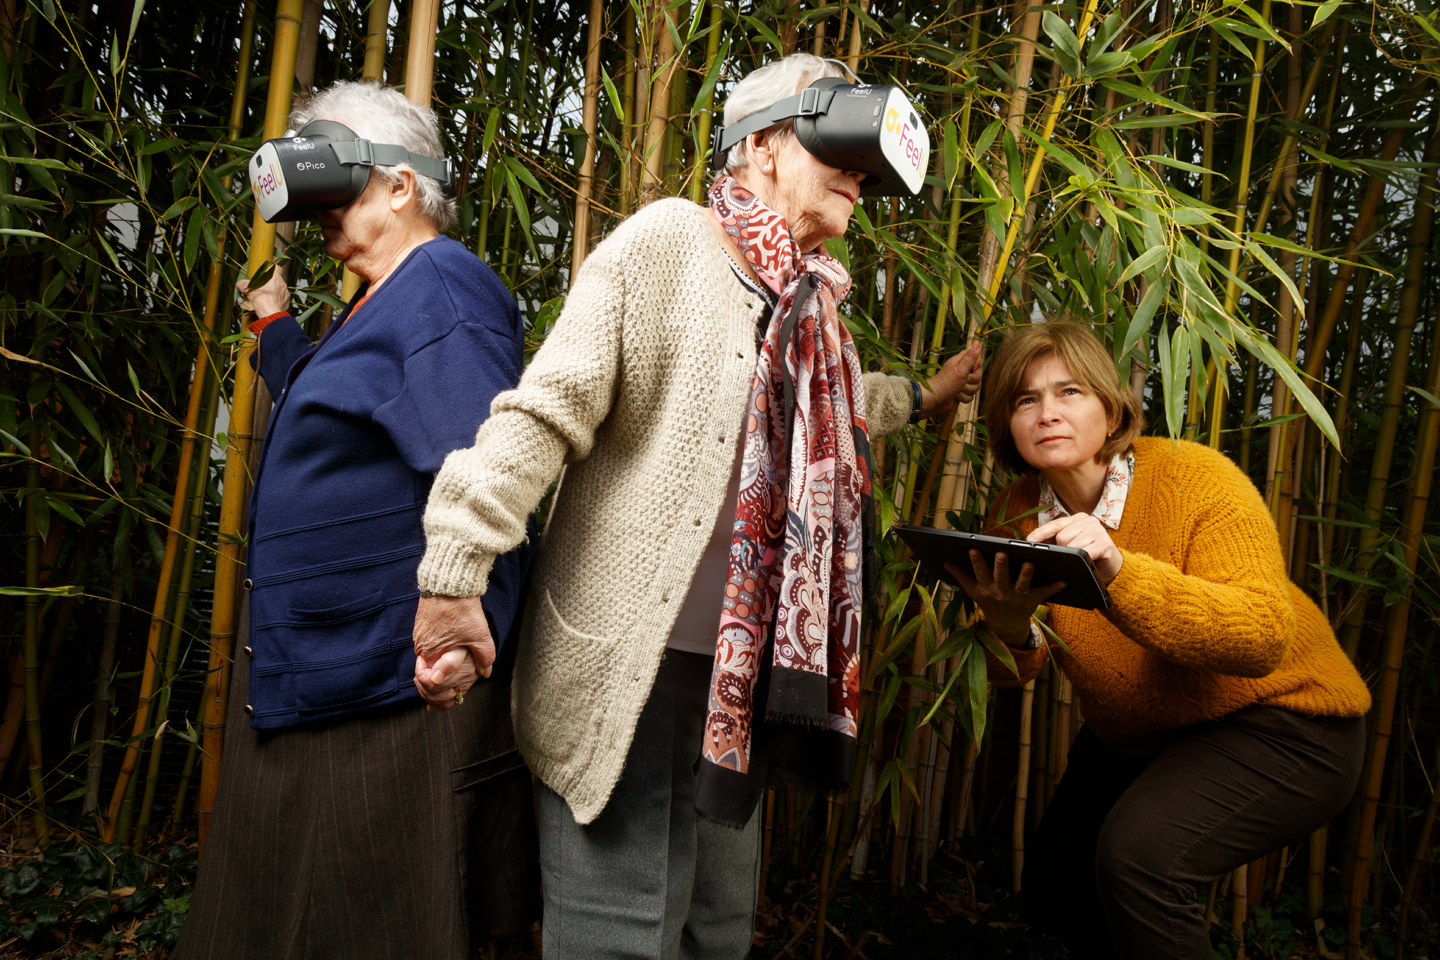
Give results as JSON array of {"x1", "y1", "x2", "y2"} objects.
[{"x1": 696, "y1": 176, "x2": 874, "y2": 827}]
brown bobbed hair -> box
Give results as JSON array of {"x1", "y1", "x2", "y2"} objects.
[{"x1": 985, "y1": 322, "x2": 1145, "y2": 475}]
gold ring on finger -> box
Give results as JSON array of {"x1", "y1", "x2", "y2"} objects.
[{"x1": 454, "y1": 690, "x2": 465, "y2": 706}]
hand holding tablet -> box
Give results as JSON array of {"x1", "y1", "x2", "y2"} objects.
[{"x1": 896, "y1": 524, "x2": 1113, "y2": 612}]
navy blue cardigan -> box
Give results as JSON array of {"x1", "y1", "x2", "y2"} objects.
[{"x1": 244, "y1": 236, "x2": 536, "y2": 729}]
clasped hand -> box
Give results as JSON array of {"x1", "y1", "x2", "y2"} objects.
[
  {"x1": 412, "y1": 595, "x2": 496, "y2": 711},
  {"x1": 945, "y1": 513, "x2": 1122, "y2": 649}
]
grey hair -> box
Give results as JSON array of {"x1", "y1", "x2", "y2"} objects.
[
  {"x1": 288, "y1": 80, "x2": 456, "y2": 232},
  {"x1": 720, "y1": 53, "x2": 846, "y2": 177}
]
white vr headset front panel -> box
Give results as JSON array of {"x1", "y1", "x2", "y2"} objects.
[
  {"x1": 877, "y1": 87, "x2": 929, "y2": 196},
  {"x1": 250, "y1": 142, "x2": 291, "y2": 224}
]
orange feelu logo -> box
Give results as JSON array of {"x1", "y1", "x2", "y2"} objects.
[
  {"x1": 885, "y1": 108, "x2": 924, "y2": 172},
  {"x1": 254, "y1": 161, "x2": 284, "y2": 198}
]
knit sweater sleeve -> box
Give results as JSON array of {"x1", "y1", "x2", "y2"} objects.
[
  {"x1": 1103, "y1": 448, "x2": 1297, "y2": 678},
  {"x1": 862, "y1": 372, "x2": 915, "y2": 438},
  {"x1": 416, "y1": 249, "x2": 626, "y2": 598}
]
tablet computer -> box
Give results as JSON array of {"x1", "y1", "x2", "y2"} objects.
[{"x1": 894, "y1": 525, "x2": 1112, "y2": 610}]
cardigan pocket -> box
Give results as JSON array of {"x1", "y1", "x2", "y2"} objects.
[{"x1": 292, "y1": 641, "x2": 405, "y2": 715}]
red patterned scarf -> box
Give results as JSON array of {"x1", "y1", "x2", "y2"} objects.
[{"x1": 696, "y1": 176, "x2": 874, "y2": 826}]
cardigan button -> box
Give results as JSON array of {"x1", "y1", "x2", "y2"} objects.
[
  {"x1": 693, "y1": 518, "x2": 703, "y2": 526},
  {"x1": 242, "y1": 578, "x2": 254, "y2": 591},
  {"x1": 244, "y1": 645, "x2": 253, "y2": 657},
  {"x1": 243, "y1": 704, "x2": 254, "y2": 717}
]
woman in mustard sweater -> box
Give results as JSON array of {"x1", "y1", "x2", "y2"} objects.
[{"x1": 949, "y1": 323, "x2": 1370, "y2": 959}]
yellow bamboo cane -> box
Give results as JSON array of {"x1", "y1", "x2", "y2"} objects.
[
  {"x1": 1345, "y1": 329, "x2": 1440, "y2": 959},
  {"x1": 1206, "y1": 0, "x2": 1272, "y2": 450},
  {"x1": 100, "y1": 3, "x2": 260, "y2": 843},
  {"x1": 688, "y1": 0, "x2": 725, "y2": 204},
  {"x1": 572, "y1": 0, "x2": 606, "y2": 278},
  {"x1": 197, "y1": 0, "x2": 307, "y2": 851},
  {"x1": 981, "y1": 0, "x2": 1101, "y2": 324},
  {"x1": 341, "y1": 0, "x2": 391, "y2": 303}
]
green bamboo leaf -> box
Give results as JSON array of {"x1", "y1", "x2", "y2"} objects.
[
  {"x1": 1122, "y1": 277, "x2": 1167, "y2": 360},
  {"x1": 103, "y1": 440, "x2": 112, "y2": 479},
  {"x1": 922, "y1": 664, "x2": 964, "y2": 725},
  {"x1": 975, "y1": 624, "x2": 1019, "y2": 677},
  {"x1": 0, "y1": 585, "x2": 82, "y2": 597},
  {"x1": 504, "y1": 155, "x2": 547, "y2": 196},
  {"x1": 503, "y1": 166, "x2": 533, "y2": 241},
  {"x1": 158, "y1": 196, "x2": 198, "y2": 221},
  {"x1": 0, "y1": 429, "x2": 31, "y2": 455},
  {"x1": 0, "y1": 228, "x2": 50, "y2": 239},
  {"x1": 1098, "y1": 79, "x2": 1208, "y2": 119},
  {"x1": 1245, "y1": 239, "x2": 1303, "y2": 318},
  {"x1": 740, "y1": 14, "x2": 783, "y2": 52},
  {"x1": 44, "y1": 493, "x2": 84, "y2": 527},
  {"x1": 1118, "y1": 244, "x2": 1166, "y2": 286},
  {"x1": 55, "y1": 383, "x2": 103, "y2": 446},
  {"x1": 128, "y1": 0, "x2": 147, "y2": 43},
  {"x1": 1311, "y1": 0, "x2": 1344, "y2": 28},
  {"x1": 126, "y1": 361, "x2": 143, "y2": 398},
  {"x1": 1235, "y1": 326, "x2": 1340, "y2": 448},
  {"x1": 692, "y1": 36, "x2": 729, "y2": 111},
  {"x1": 1043, "y1": 11, "x2": 1082, "y2": 78},
  {"x1": 942, "y1": 120, "x2": 959, "y2": 188},
  {"x1": 1406, "y1": 385, "x2": 1440, "y2": 408}
]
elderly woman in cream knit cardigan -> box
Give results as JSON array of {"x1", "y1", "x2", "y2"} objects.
[{"x1": 411, "y1": 53, "x2": 981, "y2": 959}]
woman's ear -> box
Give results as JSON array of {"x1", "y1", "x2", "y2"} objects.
[
  {"x1": 746, "y1": 129, "x2": 777, "y2": 176},
  {"x1": 388, "y1": 169, "x2": 418, "y2": 213}
]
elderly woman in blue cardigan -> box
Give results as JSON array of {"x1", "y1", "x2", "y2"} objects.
[{"x1": 172, "y1": 81, "x2": 539, "y2": 960}]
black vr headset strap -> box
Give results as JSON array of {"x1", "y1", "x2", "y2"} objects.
[
  {"x1": 329, "y1": 140, "x2": 454, "y2": 188},
  {"x1": 712, "y1": 85, "x2": 839, "y2": 170}
]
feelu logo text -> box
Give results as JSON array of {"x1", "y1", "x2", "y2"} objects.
[{"x1": 885, "y1": 109, "x2": 924, "y2": 172}]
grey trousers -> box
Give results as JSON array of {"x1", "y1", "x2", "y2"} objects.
[{"x1": 538, "y1": 649, "x2": 762, "y2": 960}]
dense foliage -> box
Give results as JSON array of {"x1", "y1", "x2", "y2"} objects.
[{"x1": 0, "y1": 0, "x2": 1436, "y2": 956}]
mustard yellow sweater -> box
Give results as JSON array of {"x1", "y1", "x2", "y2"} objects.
[{"x1": 986, "y1": 437, "x2": 1370, "y2": 749}]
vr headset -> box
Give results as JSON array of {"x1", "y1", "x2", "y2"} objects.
[
  {"x1": 248, "y1": 119, "x2": 454, "y2": 223},
  {"x1": 711, "y1": 76, "x2": 930, "y2": 196}
]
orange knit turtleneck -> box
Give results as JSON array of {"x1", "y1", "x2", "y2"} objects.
[{"x1": 984, "y1": 437, "x2": 1371, "y2": 751}]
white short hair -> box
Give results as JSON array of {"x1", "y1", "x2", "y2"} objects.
[
  {"x1": 720, "y1": 53, "x2": 846, "y2": 177},
  {"x1": 289, "y1": 80, "x2": 456, "y2": 232}
]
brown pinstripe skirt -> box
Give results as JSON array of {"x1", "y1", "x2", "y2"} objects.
[{"x1": 172, "y1": 618, "x2": 540, "y2": 960}]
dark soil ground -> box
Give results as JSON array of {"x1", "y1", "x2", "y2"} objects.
[{"x1": 0, "y1": 815, "x2": 1430, "y2": 958}]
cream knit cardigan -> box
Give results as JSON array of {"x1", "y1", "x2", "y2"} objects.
[{"x1": 418, "y1": 198, "x2": 915, "y2": 824}]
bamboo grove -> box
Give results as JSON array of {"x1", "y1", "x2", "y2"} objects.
[{"x1": 0, "y1": 0, "x2": 1437, "y2": 956}]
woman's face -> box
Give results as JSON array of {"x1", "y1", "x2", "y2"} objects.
[
  {"x1": 751, "y1": 133, "x2": 864, "y2": 252},
  {"x1": 314, "y1": 171, "x2": 393, "y2": 264},
  {"x1": 1009, "y1": 352, "x2": 1114, "y2": 474}
]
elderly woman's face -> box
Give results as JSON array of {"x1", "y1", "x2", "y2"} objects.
[
  {"x1": 1009, "y1": 352, "x2": 1113, "y2": 474},
  {"x1": 764, "y1": 134, "x2": 864, "y2": 252},
  {"x1": 314, "y1": 171, "x2": 396, "y2": 263}
]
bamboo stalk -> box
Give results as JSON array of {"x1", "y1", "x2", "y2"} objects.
[
  {"x1": 342, "y1": 0, "x2": 390, "y2": 303},
  {"x1": 1335, "y1": 111, "x2": 1440, "y2": 658},
  {"x1": 640, "y1": 0, "x2": 680, "y2": 203},
  {"x1": 83, "y1": 555, "x2": 125, "y2": 821},
  {"x1": 198, "y1": 0, "x2": 308, "y2": 852},
  {"x1": 1395, "y1": 768, "x2": 1440, "y2": 959},
  {"x1": 1013, "y1": 678, "x2": 1035, "y2": 893},
  {"x1": 22, "y1": 424, "x2": 46, "y2": 847},
  {"x1": 688, "y1": 0, "x2": 724, "y2": 204},
  {"x1": 1053, "y1": 673, "x2": 1073, "y2": 785},
  {"x1": 403, "y1": 0, "x2": 440, "y2": 106},
  {"x1": 845, "y1": 0, "x2": 867, "y2": 72},
  {"x1": 571, "y1": 0, "x2": 605, "y2": 278},
  {"x1": 1345, "y1": 256, "x2": 1440, "y2": 960},
  {"x1": 981, "y1": 0, "x2": 1102, "y2": 320},
  {"x1": 137, "y1": 371, "x2": 220, "y2": 843}
]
